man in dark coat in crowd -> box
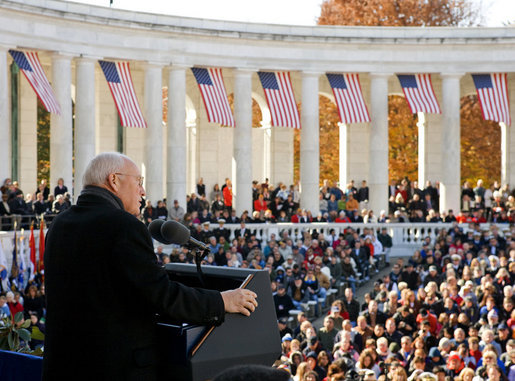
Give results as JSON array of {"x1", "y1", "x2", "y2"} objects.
[{"x1": 43, "y1": 152, "x2": 257, "y2": 381}]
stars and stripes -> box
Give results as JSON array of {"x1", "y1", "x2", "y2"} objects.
[
  {"x1": 99, "y1": 60, "x2": 147, "y2": 128},
  {"x1": 326, "y1": 73, "x2": 370, "y2": 124},
  {"x1": 191, "y1": 68, "x2": 234, "y2": 127},
  {"x1": 9, "y1": 50, "x2": 61, "y2": 114},
  {"x1": 258, "y1": 71, "x2": 300, "y2": 129},
  {"x1": 38, "y1": 220, "x2": 45, "y2": 275},
  {"x1": 397, "y1": 74, "x2": 441, "y2": 114},
  {"x1": 18, "y1": 235, "x2": 26, "y2": 288},
  {"x1": 472, "y1": 73, "x2": 511, "y2": 126},
  {"x1": 29, "y1": 224, "x2": 36, "y2": 281},
  {"x1": 11, "y1": 229, "x2": 18, "y2": 281},
  {"x1": 0, "y1": 242, "x2": 8, "y2": 292}
]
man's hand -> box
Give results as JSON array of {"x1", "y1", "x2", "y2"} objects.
[{"x1": 221, "y1": 289, "x2": 258, "y2": 317}]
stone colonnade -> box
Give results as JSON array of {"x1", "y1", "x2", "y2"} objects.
[{"x1": 2, "y1": 0, "x2": 515, "y2": 217}]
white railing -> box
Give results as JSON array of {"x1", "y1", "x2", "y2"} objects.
[
  {"x1": 220, "y1": 222, "x2": 452, "y2": 257},
  {"x1": 1, "y1": 222, "x2": 511, "y2": 270},
  {"x1": 158, "y1": 221, "x2": 510, "y2": 257}
]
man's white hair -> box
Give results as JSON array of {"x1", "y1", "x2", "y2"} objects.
[{"x1": 83, "y1": 152, "x2": 131, "y2": 187}]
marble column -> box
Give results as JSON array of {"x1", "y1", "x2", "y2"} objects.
[
  {"x1": 368, "y1": 73, "x2": 391, "y2": 214},
  {"x1": 338, "y1": 122, "x2": 349, "y2": 188},
  {"x1": 300, "y1": 72, "x2": 320, "y2": 216},
  {"x1": 75, "y1": 57, "x2": 97, "y2": 195},
  {"x1": 50, "y1": 53, "x2": 74, "y2": 195},
  {"x1": 0, "y1": 47, "x2": 10, "y2": 182},
  {"x1": 167, "y1": 65, "x2": 188, "y2": 209},
  {"x1": 417, "y1": 112, "x2": 427, "y2": 187},
  {"x1": 440, "y1": 73, "x2": 463, "y2": 214},
  {"x1": 233, "y1": 69, "x2": 254, "y2": 215},
  {"x1": 144, "y1": 63, "x2": 163, "y2": 203}
]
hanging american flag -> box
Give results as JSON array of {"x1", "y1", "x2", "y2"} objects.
[
  {"x1": 38, "y1": 219, "x2": 45, "y2": 274},
  {"x1": 397, "y1": 74, "x2": 441, "y2": 114},
  {"x1": 99, "y1": 60, "x2": 147, "y2": 128},
  {"x1": 0, "y1": 242, "x2": 8, "y2": 293},
  {"x1": 191, "y1": 68, "x2": 234, "y2": 127},
  {"x1": 326, "y1": 73, "x2": 370, "y2": 124},
  {"x1": 472, "y1": 73, "x2": 511, "y2": 126},
  {"x1": 258, "y1": 71, "x2": 300, "y2": 129},
  {"x1": 29, "y1": 224, "x2": 36, "y2": 281},
  {"x1": 11, "y1": 229, "x2": 18, "y2": 280},
  {"x1": 9, "y1": 50, "x2": 61, "y2": 114}
]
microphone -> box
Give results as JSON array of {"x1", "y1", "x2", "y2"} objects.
[
  {"x1": 160, "y1": 220, "x2": 210, "y2": 250},
  {"x1": 148, "y1": 219, "x2": 172, "y2": 244}
]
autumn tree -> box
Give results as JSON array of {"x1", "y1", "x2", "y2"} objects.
[
  {"x1": 316, "y1": 0, "x2": 497, "y2": 186},
  {"x1": 461, "y1": 94, "x2": 501, "y2": 187},
  {"x1": 318, "y1": 0, "x2": 480, "y2": 27},
  {"x1": 388, "y1": 96, "x2": 418, "y2": 182}
]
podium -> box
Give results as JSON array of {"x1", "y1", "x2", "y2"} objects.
[{"x1": 156, "y1": 264, "x2": 281, "y2": 381}]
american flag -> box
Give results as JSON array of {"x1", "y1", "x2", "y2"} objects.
[
  {"x1": 0, "y1": 242, "x2": 8, "y2": 293},
  {"x1": 191, "y1": 68, "x2": 234, "y2": 127},
  {"x1": 397, "y1": 74, "x2": 441, "y2": 114},
  {"x1": 257, "y1": 71, "x2": 300, "y2": 129},
  {"x1": 29, "y1": 224, "x2": 36, "y2": 281},
  {"x1": 9, "y1": 50, "x2": 61, "y2": 114},
  {"x1": 38, "y1": 219, "x2": 45, "y2": 274},
  {"x1": 99, "y1": 60, "x2": 147, "y2": 128},
  {"x1": 326, "y1": 73, "x2": 370, "y2": 124},
  {"x1": 472, "y1": 73, "x2": 511, "y2": 126}
]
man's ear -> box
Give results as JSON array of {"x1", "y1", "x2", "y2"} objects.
[{"x1": 105, "y1": 173, "x2": 119, "y2": 193}]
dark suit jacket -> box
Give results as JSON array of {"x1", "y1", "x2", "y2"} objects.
[
  {"x1": 43, "y1": 187, "x2": 225, "y2": 380},
  {"x1": 234, "y1": 228, "x2": 251, "y2": 241}
]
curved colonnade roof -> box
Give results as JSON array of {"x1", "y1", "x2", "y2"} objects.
[{"x1": 1, "y1": 0, "x2": 515, "y2": 73}]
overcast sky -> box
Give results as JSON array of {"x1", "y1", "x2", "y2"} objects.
[{"x1": 68, "y1": 0, "x2": 515, "y2": 27}]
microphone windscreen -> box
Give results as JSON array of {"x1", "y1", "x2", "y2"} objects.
[
  {"x1": 148, "y1": 219, "x2": 171, "y2": 244},
  {"x1": 161, "y1": 220, "x2": 190, "y2": 245}
]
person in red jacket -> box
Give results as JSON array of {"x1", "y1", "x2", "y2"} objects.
[
  {"x1": 416, "y1": 308, "x2": 438, "y2": 336},
  {"x1": 6, "y1": 291, "x2": 24, "y2": 318},
  {"x1": 253, "y1": 193, "x2": 267, "y2": 213},
  {"x1": 222, "y1": 179, "x2": 233, "y2": 213}
]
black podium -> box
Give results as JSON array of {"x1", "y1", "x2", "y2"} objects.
[{"x1": 156, "y1": 264, "x2": 281, "y2": 381}]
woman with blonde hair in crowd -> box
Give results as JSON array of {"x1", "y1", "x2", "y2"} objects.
[
  {"x1": 294, "y1": 362, "x2": 309, "y2": 381},
  {"x1": 457, "y1": 365, "x2": 475, "y2": 381},
  {"x1": 391, "y1": 367, "x2": 408, "y2": 381}
]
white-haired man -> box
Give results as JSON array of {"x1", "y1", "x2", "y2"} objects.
[{"x1": 43, "y1": 152, "x2": 257, "y2": 380}]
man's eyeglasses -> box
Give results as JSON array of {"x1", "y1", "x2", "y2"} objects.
[{"x1": 115, "y1": 173, "x2": 144, "y2": 187}]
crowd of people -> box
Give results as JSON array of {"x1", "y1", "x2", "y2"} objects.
[
  {"x1": 268, "y1": 222, "x2": 515, "y2": 381},
  {"x1": 141, "y1": 177, "x2": 515, "y2": 229},
  {"x1": 0, "y1": 178, "x2": 72, "y2": 230},
  {"x1": 4, "y1": 175, "x2": 515, "y2": 233},
  {"x1": 3, "y1": 173, "x2": 515, "y2": 381}
]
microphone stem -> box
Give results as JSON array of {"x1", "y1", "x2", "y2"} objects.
[{"x1": 195, "y1": 248, "x2": 208, "y2": 288}]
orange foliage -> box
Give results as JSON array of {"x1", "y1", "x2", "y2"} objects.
[
  {"x1": 461, "y1": 95, "x2": 501, "y2": 187},
  {"x1": 318, "y1": 0, "x2": 479, "y2": 27},
  {"x1": 388, "y1": 96, "x2": 418, "y2": 183}
]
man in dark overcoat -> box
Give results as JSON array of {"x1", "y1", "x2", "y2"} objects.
[{"x1": 43, "y1": 152, "x2": 257, "y2": 380}]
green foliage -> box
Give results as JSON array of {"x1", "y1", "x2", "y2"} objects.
[{"x1": 0, "y1": 312, "x2": 41, "y2": 356}]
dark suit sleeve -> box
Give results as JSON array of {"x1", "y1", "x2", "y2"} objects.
[{"x1": 114, "y1": 216, "x2": 225, "y2": 326}]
